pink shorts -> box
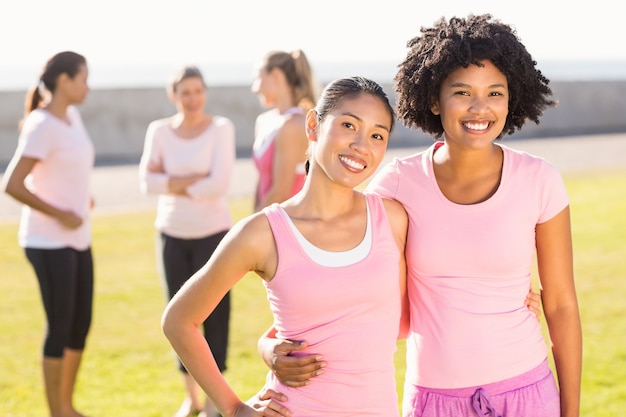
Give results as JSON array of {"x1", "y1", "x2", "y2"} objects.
[{"x1": 402, "y1": 359, "x2": 560, "y2": 417}]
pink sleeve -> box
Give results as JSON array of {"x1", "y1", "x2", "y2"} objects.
[
  {"x1": 537, "y1": 160, "x2": 569, "y2": 224},
  {"x1": 18, "y1": 113, "x2": 52, "y2": 161},
  {"x1": 366, "y1": 159, "x2": 401, "y2": 200}
]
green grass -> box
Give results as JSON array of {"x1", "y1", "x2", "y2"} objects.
[{"x1": 1, "y1": 170, "x2": 625, "y2": 416}]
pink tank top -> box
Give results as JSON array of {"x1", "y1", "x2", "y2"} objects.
[
  {"x1": 252, "y1": 107, "x2": 306, "y2": 204},
  {"x1": 261, "y1": 192, "x2": 401, "y2": 416}
]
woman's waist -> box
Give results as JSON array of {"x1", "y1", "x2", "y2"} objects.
[
  {"x1": 156, "y1": 217, "x2": 230, "y2": 238},
  {"x1": 155, "y1": 201, "x2": 230, "y2": 232},
  {"x1": 281, "y1": 337, "x2": 397, "y2": 374},
  {"x1": 265, "y1": 369, "x2": 399, "y2": 416},
  {"x1": 408, "y1": 358, "x2": 552, "y2": 395},
  {"x1": 405, "y1": 324, "x2": 548, "y2": 388}
]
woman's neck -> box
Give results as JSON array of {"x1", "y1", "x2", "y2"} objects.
[
  {"x1": 171, "y1": 112, "x2": 212, "y2": 139},
  {"x1": 172, "y1": 112, "x2": 210, "y2": 127},
  {"x1": 289, "y1": 172, "x2": 362, "y2": 221},
  {"x1": 43, "y1": 97, "x2": 71, "y2": 124},
  {"x1": 273, "y1": 93, "x2": 297, "y2": 114},
  {"x1": 434, "y1": 141, "x2": 502, "y2": 177}
]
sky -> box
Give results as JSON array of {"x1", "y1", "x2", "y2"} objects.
[{"x1": 2, "y1": 0, "x2": 625, "y2": 89}]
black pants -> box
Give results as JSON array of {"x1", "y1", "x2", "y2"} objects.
[
  {"x1": 158, "y1": 231, "x2": 230, "y2": 372},
  {"x1": 25, "y1": 247, "x2": 94, "y2": 358}
]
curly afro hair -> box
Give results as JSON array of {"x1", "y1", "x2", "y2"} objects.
[{"x1": 394, "y1": 14, "x2": 556, "y2": 139}]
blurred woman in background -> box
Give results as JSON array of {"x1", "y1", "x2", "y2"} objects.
[
  {"x1": 139, "y1": 65, "x2": 236, "y2": 417},
  {"x1": 2, "y1": 51, "x2": 94, "y2": 417},
  {"x1": 251, "y1": 49, "x2": 318, "y2": 212}
]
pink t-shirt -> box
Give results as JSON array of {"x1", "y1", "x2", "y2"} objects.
[
  {"x1": 252, "y1": 107, "x2": 306, "y2": 205},
  {"x1": 138, "y1": 116, "x2": 235, "y2": 238},
  {"x1": 261, "y1": 192, "x2": 401, "y2": 416},
  {"x1": 368, "y1": 142, "x2": 569, "y2": 389},
  {"x1": 14, "y1": 107, "x2": 94, "y2": 250}
]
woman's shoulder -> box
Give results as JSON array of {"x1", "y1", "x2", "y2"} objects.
[
  {"x1": 256, "y1": 108, "x2": 278, "y2": 123},
  {"x1": 212, "y1": 115, "x2": 235, "y2": 129},
  {"x1": 148, "y1": 116, "x2": 174, "y2": 130},
  {"x1": 277, "y1": 111, "x2": 306, "y2": 136},
  {"x1": 363, "y1": 191, "x2": 407, "y2": 218},
  {"x1": 363, "y1": 191, "x2": 408, "y2": 245},
  {"x1": 20, "y1": 109, "x2": 54, "y2": 136},
  {"x1": 227, "y1": 210, "x2": 275, "y2": 251},
  {"x1": 500, "y1": 143, "x2": 560, "y2": 172},
  {"x1": 145, "y1": 117, "x2": 176, "y2": 140},
  {"x1": 377, "y1": 194, "x2": 407, "y2": 222},
  {"x1": 376, "y1": 146, "x2": 431, "y2": 177},
  {"x1": 24, "y1": 108, "x2": 50, "y2": 124}
]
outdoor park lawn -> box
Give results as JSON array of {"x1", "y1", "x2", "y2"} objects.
[{"x1": 0, "y1": 169, "x2": 625, "y2": 417}]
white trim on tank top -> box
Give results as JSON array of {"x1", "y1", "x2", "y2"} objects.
[{"x1": 277, "y1": 200, "x2": 372, "y2": 267}]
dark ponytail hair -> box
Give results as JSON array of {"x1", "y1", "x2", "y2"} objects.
[{"x1": 20, "y1": 51, "x2": 87, "y2": 130}]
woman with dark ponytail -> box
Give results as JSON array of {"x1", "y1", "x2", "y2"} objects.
[{"x1": 2, "y1": 51, "x2": 94, "y2": 417}]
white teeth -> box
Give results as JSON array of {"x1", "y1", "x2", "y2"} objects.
[
  {"x1": 339, "y1": 155, "x2": 365, "y2": 170},
  {"x1": 464, "y1": 121, "x2": 489, "y2": 130}
]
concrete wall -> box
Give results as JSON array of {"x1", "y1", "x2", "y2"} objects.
[{"x1": 1, "y1": 80, "x2": 625, "y2": 168}]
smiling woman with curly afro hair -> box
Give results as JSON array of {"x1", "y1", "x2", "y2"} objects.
[
  {"x1": 367, "y1": 13, "x2": 581, "y2": 417},
  {"x1": 395, "y1": 13, "x2": 557, "y2": 139}
]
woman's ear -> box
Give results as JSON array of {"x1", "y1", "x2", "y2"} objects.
[
  {"x1": 56, "y1": 73, "x2": 71, "y2": 91},
  {"x1": 305, "y1": 109, "x2": 318, "y2": 141},
  {"x1": 167, "y1": 90, "x2": 176, "y2": 104},
  {"x1": 431, "y1": 99, "x2": 440, "y2": 115}
]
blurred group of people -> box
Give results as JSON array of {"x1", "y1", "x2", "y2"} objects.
[
  {"x1": 2, "y1": 47, "x2": 317, "y2": 417},
  {"x1": 137, "y1": 50, "x2": 317, "y2": 417},
  {"x1": 2, "y1": 13, "x2": 581, "y2": 417}
]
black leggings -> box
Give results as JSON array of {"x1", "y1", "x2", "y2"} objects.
[
  {"x1": 25, "y1": 247, "x2": 94, "y2": 358},
  {"x1": 159, "y1": 231, "x2": 231, "y2": 373}
]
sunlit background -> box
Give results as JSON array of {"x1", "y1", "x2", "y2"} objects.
[{"x1": 2, "y1": 0, "x2": 625, "y2": 90}]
